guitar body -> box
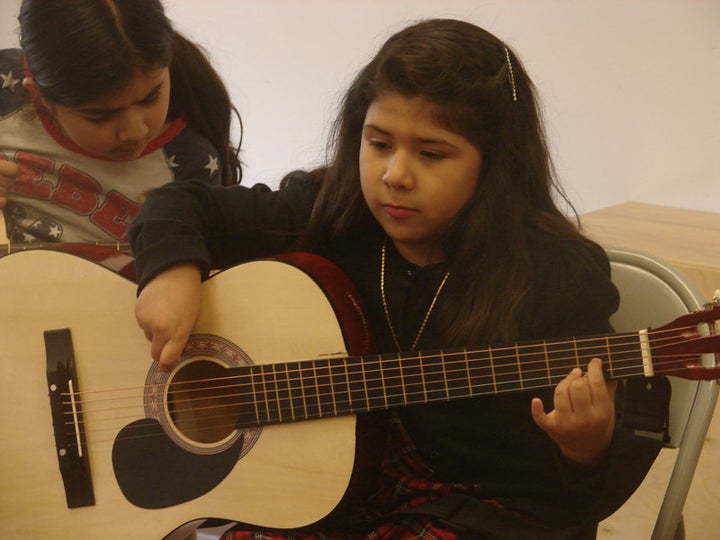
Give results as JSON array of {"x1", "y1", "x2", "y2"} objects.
[{"x1": 0, "y1": 250, "x2": 367, "y2": 538}]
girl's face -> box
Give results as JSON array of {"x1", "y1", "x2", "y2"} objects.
[
  {"x1": 28, "y1": 66, "x2": 171, "y2": 161},
  {"x1": 360, "y1": 92, "x2": 482, "y2": 266}
]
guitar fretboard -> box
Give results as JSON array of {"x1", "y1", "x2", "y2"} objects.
[{"x1": 226, "y1": 332, "x2": 644, "y2": 428}]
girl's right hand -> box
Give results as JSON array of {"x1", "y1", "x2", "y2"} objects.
[
  {"x1": 135, "y1": 263, "x2": 202, "y2": 372},
  {"x1": 0, "y1": 160, "x2": 19, "y2": 209}
]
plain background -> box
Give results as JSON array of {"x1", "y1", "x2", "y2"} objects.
[{"x1": 1, "y1": 0, "x2": 718, "y2": 215}]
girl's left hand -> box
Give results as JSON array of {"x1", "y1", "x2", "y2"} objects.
[{"x1": 531, "y1": 357, "x2": 617, "y2": 468}]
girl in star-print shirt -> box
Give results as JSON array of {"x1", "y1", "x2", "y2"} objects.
[{"x1": 0, "y1": 0, "x2": 241, "y2": 245}]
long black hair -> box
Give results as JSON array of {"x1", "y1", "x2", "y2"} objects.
[
  {"x1": 307, "y1": 19, "x2": 586, "y2": 344},
  {"x1": 18, "y1": 0, "x2": 241, "y2": 184}
]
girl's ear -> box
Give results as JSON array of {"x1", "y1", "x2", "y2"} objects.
[{"x1": 22, "y1": 76, "x2": 51, "y2": 110}]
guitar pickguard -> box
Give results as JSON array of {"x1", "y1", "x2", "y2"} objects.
[{"x1": 112, "y1": 418, "x2": 245, "y2": 509}]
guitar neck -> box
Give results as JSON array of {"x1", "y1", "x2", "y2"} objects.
[{"x1": 228, "y1": 331, "x2": 647, "y2": 428}]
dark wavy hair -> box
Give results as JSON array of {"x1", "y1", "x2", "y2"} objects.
[
  {"x1": 307, "y1": 18, "x2": 586, "y2": 344},
  {"x1": 18, "y1": 0, "x2": 241, "y2": 184}
]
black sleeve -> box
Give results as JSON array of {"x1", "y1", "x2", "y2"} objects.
[
  {"x1": 519, "y1": 238, "x2": 670, "y2": 526},
  {"x1": 519, "y1": 237, "x2": 619, "y2": 340},
  {"x1": 164, "y1": 126, "x2": 223, "y2": 186},
  {"x1": 128, "y1": 172, "x2": 321, "y2": 290}
]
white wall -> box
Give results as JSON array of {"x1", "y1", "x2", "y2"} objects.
[{"x1": 2, "y1": 0, "x2": 718, "y2": 214}]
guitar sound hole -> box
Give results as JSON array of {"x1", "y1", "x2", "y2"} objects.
[{"x1": 168, "y1": 360, "x2": 241, "y2": 445}]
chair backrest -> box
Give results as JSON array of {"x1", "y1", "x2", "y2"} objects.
[{"x1": 605, "y1": 246, "x2": 719, "y2": 540}]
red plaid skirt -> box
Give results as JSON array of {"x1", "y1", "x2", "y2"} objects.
[{"x1": 221, "y1": 414, "x2": 502, "y2": 540}]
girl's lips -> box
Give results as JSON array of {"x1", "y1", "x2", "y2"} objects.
[{"x1": 383, "y1": 204, "x2": 415, "y2": 219}]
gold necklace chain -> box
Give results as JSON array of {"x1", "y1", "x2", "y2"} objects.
[{"x1": 380, "y1": 241, "x2": 450, "y2": 351}]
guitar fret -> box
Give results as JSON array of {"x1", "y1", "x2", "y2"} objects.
[
  {"x1": 301, "y1": 362, "x2": 319, "y2": 420},
  {"x1": 248, "y1": 366, "x2": 261, "y2": 425},
  {"x1": 361, "y1": 358, "x2": 370, "y2": 411},
  {"x1": 377, "y1": 353, "x2": 388, "y2": 410},
  {"x1": 463, "y1": 348, "x2": 473, "y2": 398},
  {"x1": 578, "y1": 337, "x2": 611, "y2": 374},
  {"x1": 298, "y1": 361, "x2": 309, "y2": 420},
  {"x1": 606, "y1": 333, "x2": 644, "y2": 379},
  {"x1": 543, "y1": 341, "x2": 551, "y2": 384},
  {"x1": 315, "y1": 360, "x2": 334, "y2": 418},
  {"x1": 419, "y1": 351, "x2": 428, "y2": 403},
  {"x1": 605, "y1": 336, "x2": 613, "y2": 378},
  {"x1": 400, "y1": 352, "x2": 423, "y2": 406},
  {"x1": 546, "y1": 340, "x2": 576, "y2": 386},
  {"x1": 336, "y1": 359, "x2": 352, "y2": 416},
  {"x1": 265, "y1": 365, "x2": 279, "y2": 423},
  {"x1": 440, "y1": 351, "x2": 450, "y2": 400},
  {"x1": 515, "y1": 344, "x2": 523, "y2": 390},
  {"x1": 521, "y1": 342, "x2": 551, "y2": 390},
  {"x1": 271, "y1": 364, "x2": 283, "y2": 424},
  {"x1": 573, "y1": 339, "x2": 580, "y2": 370},
  {"x1": 466, "y1": 349, "x2": 494, "y2": 396},
  {"x1": 445, "y1": 350, "x2": 469, "y2": 400},
  {"x1": 282, "y1": 362, "x2": 295, "y2": 420},
  {"x1": 364, "y1": 357, "x2": 385, "y2": 410},
  {"x1": 286, "y1": 364, "x2": 298, "y2": 422},
  {"x1": 398, "y1": 353, "x2": 408, "y2": 405},
  {"x1": 345, "y1": 357, "x2": 369, "y2": 414},
  {"x1": 329, "y1": 360, "x2": 338, "y2": 417},
  {"x1": 420, "y1": 351, "x2": 448, "y2": 402},
  {"x1": 493, "y1": 345, "x2": 519, "y2": 393},
  {"x1": 311, "y1": 361, "x2": 322, "y2": 417},
  {"x1": 253, "y1": 365, "x2": 269, "y2": 424},
  {"x1": 266, "y1": 364, "x2": 280, "y2": 423},
  {"x1": 489, "y1": 347, "x2": 497, "y2": 394},
  {"x1": 328, "y1": 359, "x2": 349, "y2": 416},
  {"x1": 380, "y1": 353, "x2": 405, "y2": 408}
]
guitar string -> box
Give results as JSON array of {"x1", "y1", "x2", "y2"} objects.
[
  {"x1": 56, "y1": 346, "x2": 713, "y2": 449},
  {"x1": 62, "y1": 322, "x2": 711, "y2": 411},
  {"x1": 56, "y1": 324, "x2": 714, "y2": 441},
  {"x1": 56, "y1": 347, "x2": 712, "y2": 450}
]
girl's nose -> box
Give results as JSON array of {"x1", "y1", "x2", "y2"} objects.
[
  {"x1": 117, "y1": 108, "x2": 150, "y2": 143},
  {"x1": 382, "y1": 152, "x2": 414, "y2": 190}
]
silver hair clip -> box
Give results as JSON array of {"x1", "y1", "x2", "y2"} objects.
[{"x1": 504, "y1": 45, "x2": 518, "y2": 102}]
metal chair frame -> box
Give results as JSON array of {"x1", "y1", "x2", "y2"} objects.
[{"x1": 606, "y1": 246, "x2": 718, "y2": 540}]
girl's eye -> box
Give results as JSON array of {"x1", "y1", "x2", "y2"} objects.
[
  {"x1": 84, "y1": 115, "x2": 111, "y2": 125},
  {"x1": 368, "y1": 139, "x2": 391, "y2": 151},
  {"x1": 421, "y1": 150, "x2": 446, "y2": 160},
  {"x1": 140, "y1": 90, "x2": 161, "y2": 105}
]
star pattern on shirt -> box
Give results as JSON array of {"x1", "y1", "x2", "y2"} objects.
[
  {"x1": 167, "y1": 155, "x2": 179, "y2": 168},
  {"x1": 48, "y1": 223, "x2": 63, "y2": 239},
  {"x1": 1, "y1": 70, "x2": 20, "y2": 93},
  {"x1": 205, "y1": 154, "x2": 219, "y2": 177}
]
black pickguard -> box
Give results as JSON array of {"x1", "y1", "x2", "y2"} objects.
[{"x1": 112, "y1": 418, "x2": 244, "y2": 509}]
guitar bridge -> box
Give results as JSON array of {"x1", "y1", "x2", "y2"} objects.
[{"x1": 45, "y1": 328, "x2": 95, "y2": 508}]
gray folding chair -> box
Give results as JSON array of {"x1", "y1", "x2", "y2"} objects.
[{"x1": 605, "y1": 246, "x2": 719, "y2": 540}]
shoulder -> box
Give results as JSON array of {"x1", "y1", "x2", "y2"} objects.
[
  {"x1": 0, "y1": 49, "x2": 31, "y2": 117},
  {"x1": 0, "y1": 49, "x2": 24, "y2": 72},
  {"x1": 162, "y1": 125, "x2": 222, "y2": 185},
  {"x1": 530, "y1": 234, "x2": 612, "y2": 283},
  {"x1": 521, "y1": 233, "x2": 620, "y2": 338}
]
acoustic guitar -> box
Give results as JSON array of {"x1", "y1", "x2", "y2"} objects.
[{"x1": 1, "y1": 249, "x2": 718, "y2": 539}]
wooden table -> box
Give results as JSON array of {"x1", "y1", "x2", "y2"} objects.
[{"x1": 580, "y1": 201, "x2": 720, "y2": 301}]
